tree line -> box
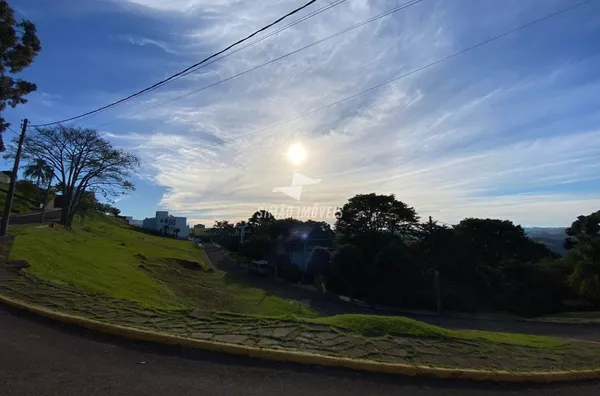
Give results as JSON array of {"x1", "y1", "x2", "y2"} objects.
[{"x1": 214, "y1": 194, "x2": 600, "y2": 316}]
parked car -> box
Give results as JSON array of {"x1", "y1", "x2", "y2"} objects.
[{"x1": 249, "y1": 260, "x2": 269, "y2": 275}]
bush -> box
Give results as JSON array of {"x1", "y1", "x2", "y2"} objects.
[
  {"x1": 306, "y1": 246, "x2": 332, "y2": 278},
  {"x1": 373, "y1": 240, "x2": 430, "y2": 308},
  {"x1": 281, "y1": 262, "x2": 302, "y2": 283},
  {"x1": 240, "y1": 235, "x2": 274, "y2": 260},
  {"x1": 327, "y1": 244, "x2": 365, "y2": 298}
]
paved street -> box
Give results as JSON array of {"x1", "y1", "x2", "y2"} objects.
[{"x1": 2, "y1": 307, "x2": 600, "y2": 396}]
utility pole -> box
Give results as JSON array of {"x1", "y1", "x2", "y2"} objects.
[
  {"x1": 428, "y1": 216, "x2": 442, "y2": 315},
  {"x1": 40, "y1": 171, "x2": 55, "y2": 223},
  {"x1": 0, "y1": 119, "x2": 28, "y2": 236}
]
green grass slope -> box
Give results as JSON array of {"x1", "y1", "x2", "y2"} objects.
[
  {"x1": 0, "y1": 182, "x2": 38, "y2": 214},
  {"x1": 8, "y1": 214, "x2": 315, "y2": 316},
  {"x1": 313, "y1": 315, "x2": 564, "y2": 348}
]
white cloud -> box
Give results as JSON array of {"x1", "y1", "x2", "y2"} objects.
[{"x1": 98, "y1": 0, "x2": 600, "y2": 226}]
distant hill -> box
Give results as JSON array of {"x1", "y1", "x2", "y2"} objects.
[{"x1": 524, "y1": 227, "x2": 567, "y2": 256}]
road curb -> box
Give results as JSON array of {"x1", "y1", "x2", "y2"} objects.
[{"x1": 2, "y1": 293, "x2": 600, "y2": 383}]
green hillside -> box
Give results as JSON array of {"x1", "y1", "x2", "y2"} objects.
[
  {"x1": 8, "y1": 214, "x2": 315, "y2": 316},
  {"x1": 0, "y1": 182, "x2": 39, "y2": 215}
]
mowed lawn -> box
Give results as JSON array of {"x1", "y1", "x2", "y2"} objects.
[{"x1": 8, "y1": 214, "x2": 315, "y2": 316}]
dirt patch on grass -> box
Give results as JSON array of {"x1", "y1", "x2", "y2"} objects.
[{"x1": 166, "y1": 258, "x2": 209, "y2": 271}]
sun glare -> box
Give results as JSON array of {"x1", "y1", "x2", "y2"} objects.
[{"x1": 287, "y1": 143, "x2": 307, "y2": 165}]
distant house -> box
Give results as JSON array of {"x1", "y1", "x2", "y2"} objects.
[
  {"x1": 235, "y1": 224, "x2": 248, "y2": 245},
  {"x1": 275, "y1": 228, "x2": 332, "y2": 273},
  {"x1": 142, "y1": 211, "x2": 190, "y2": 239}
]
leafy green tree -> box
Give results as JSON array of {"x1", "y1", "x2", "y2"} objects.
[
  {"x1": 373, "y1": 240, "x2": 427, "y2": 306},
  {"x1": 93, "y1": 201, "x2": 120, "y2": 217},
  {"x1": 327, "y1": 244, "x2": 365, "y2": 298},
  {"x1": 565, "y1": 211, "x2": 600, "y2": 250},
  {"x1": 335, "y1": 193, "x2": 419, "y2": 237},
  {"x1": 565, "y1": 211, "x2": 600, "y2": 306},
  {"x1": 23, "y1": 158, "x2": 53, "y2": 186},
  {"x1": 451, "y1": 218, "x2": 553, "y2": 310},
  {"x1": 174, "y1": 228, "x2": 181, "y2": 239},
  {"x1": 240, "y1": 235, "x2": 274, "y2": 260},
  {"x1": 267, "y1": 217, "x2": 303, "y2": 239},
  {"x1": 0, "y1": 1, "x2": 41, "y2": 150},
  {"x1": 306, "y1": 246, "x2": 332, "y2": 278},
  {"x1": 247, "y1": 210, "x2": 276, "y2": 236},
  {"x1": 212, "y1": 220, "x2": 235, "y2": 245},
  {"x1": 76, "y1": 192, "x2": 98, "y2": 225}
]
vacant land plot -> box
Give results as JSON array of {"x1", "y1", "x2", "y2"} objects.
[{"x1": 8, "y1": 214, "x2": 314, "y2": 316}]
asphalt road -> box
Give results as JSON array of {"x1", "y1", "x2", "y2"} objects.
[
  {"x1": 204, "y1": 244, "x2": 600, "y2": 341},
  {"x1": 0, "y1": 209, "x2": 62, "y2": 224},
  {"x1": 2, "y1": 307, "x2": 600, "y2": 396}
]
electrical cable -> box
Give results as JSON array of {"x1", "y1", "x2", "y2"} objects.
[
  {"x1": 92, "y1": 0, "x2": 423, "y2": 129},
  {"x1": 31, "y1": 0, "x2": 322, "y2": 127},
  {"x1": 200, "y1": 0, "x2": 593, "y2": 149}
]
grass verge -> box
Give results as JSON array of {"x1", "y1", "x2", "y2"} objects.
[{"x1": 312, "y1": 314, "x2": 565, "y2": 348}]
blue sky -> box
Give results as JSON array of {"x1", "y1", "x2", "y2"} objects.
[{"x1": 5, "y1": 0, "x2": 600, "y2": 226}]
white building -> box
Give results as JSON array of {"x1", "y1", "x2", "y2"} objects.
[{"x1": 142, "y1": 211, "x2": 190, "y2": 239}]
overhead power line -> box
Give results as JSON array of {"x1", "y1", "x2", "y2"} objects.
[
  {"x1": 93, "y1": 0, "x2": 424, "y2": 129},
  {"x1": 156, "y1": 0, "x2": 349, "y2": 88},
  {"x1": 200, "y1": 0, "x2": 593, "y2": 149},
  {"x1": 91, "y1": 0, "x2": 350, "y2": 127},
  {"x1": 32, "y1": 0, "x2": 322, "y2": 128},
  {"x1": 5, "y1": 126, "x2": 20, "y2": 136}
]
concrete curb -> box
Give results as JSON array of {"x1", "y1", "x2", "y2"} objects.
[{"x1": 2, "y1": 293, "x2": 600, "y2": 383}]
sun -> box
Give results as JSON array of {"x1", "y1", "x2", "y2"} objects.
[{"x1": 287, "y1": 143, "x2": 307, "y2": 165}]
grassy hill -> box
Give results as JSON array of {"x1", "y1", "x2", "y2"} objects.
[
  {"x1": 0, "y1": 182, "x2": 39, "y2": 215},
  {"x1": 8, "y1": 214, "x2": 315, "y2": 316}
]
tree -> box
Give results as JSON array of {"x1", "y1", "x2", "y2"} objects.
[
  {"x1": 373, "y1": 240, "x2": 427, "y2": 307},
  {"x1": 335, "y1": 193, "x2": 419, "y2": 237},
  {"x1": 93, "y1": 202, "x2": 120, "y2": 217},
  {"x1": 247, "y1": 210, "x2": 276, "y2": 236},
  {"x1": 212, "y1": 220, "x2": 235, "y2": 245},
  {"x1": 213, "y1": 220, "x2": 235, "y2": 235},
  {"x1": 450, "y1": 218, "x2": 553, "y2": 310},
  {"x1": 235, "y1": 220, "x2": 247, "y2": 229},
  {"x1": 7, "y1": 126, "x2": 139, "y2": 228},
  {"x1": 327, "y1": 244, "x2": 366, "y2": 298},
  {"x1": 0, "y1": 1, "x2": 41, "y2": 151},
  {"x1": 23, "y1": 158, "x2": 53, "y2": 186},
  {"x1": 174, "y1": 228, "x2": 181, "y2": 239},
  {"x1": 565, "y1": 211, "x2": 600, "y2": 306},
  {"x1": 240, "y1": 235, "x2": 274, "y2": 260},
  {"x1": 306, "y1": 246, "x2": 332, "y2": 278},
  {"x1": 565, "y1": 211, "x2": 600, "y2": 250},
  {"x1": 76, "y1": 192, "x2": 99, "y2": 225}
]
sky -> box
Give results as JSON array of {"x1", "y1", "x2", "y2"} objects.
[{"x1": 5, "y1": 0, "x2": 600, "y2": 227}]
